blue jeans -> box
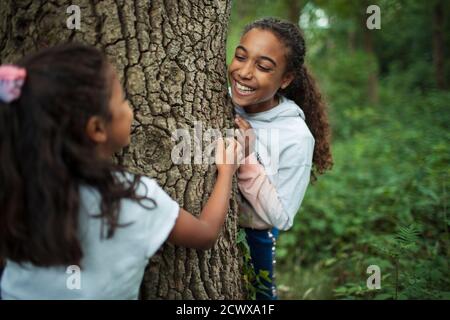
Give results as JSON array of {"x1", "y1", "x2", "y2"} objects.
[{"x1": 245, "y1": 227, "x2": 279, "y2": 300}]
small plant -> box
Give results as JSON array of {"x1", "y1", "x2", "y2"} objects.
[
  {"x1": 332, "y1": 224, "x2": 450, "y2": 300},
  {"x1": 236, "y1": 228, "x2": 272, "y2": 299}
]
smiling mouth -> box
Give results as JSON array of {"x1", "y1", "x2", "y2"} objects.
[{"x1": 234, "y1": 80, "x2": 256, "y2": 95}]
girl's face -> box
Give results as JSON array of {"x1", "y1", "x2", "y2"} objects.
[
  {"x1": 86, "y1": 66, "x2": 133, "y2": 158},
  {"x1": 228, "y1": 28, "x2": 294, "y2": 113},
  {"x1": 105, "y1": 70, "x2": 133, "y2": 154}
]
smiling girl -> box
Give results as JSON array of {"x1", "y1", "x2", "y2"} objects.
[{"x1": 229, "y1": 18, "x2": 333, "y2": 299}]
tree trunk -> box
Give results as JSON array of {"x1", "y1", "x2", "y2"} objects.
[
  {"x1": 285, "y1": 0, "x2": 301, "y2": 25},
  {"x1": 0, "y1": 0, "x2": 244, "y2": 299},
  {"x1": 432, "y1": 0, "x2": 447, "y2": 90},
  {"x1": 347, "y1": 29, "x2": 356, "y2": 53}
]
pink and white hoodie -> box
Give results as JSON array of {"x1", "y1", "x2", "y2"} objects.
[{"x1": 234, "y1": 95, "x2": 314, "y2": 231}]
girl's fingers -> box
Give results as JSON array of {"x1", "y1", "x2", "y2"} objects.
[
  {"x1": 235, "y1": 116, "x2": 251, "y2": 130},
  {"x1": 225, "y1": 137, "x2": 237, "y2": 153},
  {"x1": 234, "y1": 120, "x2": 256, "y2": 159},
  {"x1": 225, "y1": 138, "x2": 237, "y2": 164},
  {"x1": 235, "y1": 118, "x2": 253, "y2": 141},
  {"x1": 215, "y1": 137, "x2": 226, "y2": 165},
  {"x1": 216, "y1": 137, "x2": 224, "y2": 151},
  {"x1": 234, "y1": 118, "x2": 243, "y2": 130},
  {"x1": 216, "y1": 136, "x2": 245, "y2": 166},
  {"x1": 235, "y1": 128, "x2": 245, "y2": 145},
  {"x1": 235, "y1": 140, "x2": 244, "y2": 164}
]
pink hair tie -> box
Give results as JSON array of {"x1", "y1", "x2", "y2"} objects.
[{"x1": 0, "y1": 64, "x2": 27, "y2": 103}]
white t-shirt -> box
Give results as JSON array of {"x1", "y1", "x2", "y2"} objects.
[{"x1": 0, "y1": 175, "x2": 179, "y2": 300}]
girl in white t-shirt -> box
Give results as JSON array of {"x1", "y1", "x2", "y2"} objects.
[{"x1": 0, "y1": 44, "x2": 241, "y2": 299}]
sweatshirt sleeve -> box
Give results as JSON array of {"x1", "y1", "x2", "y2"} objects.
[
  {"x1": 276, "y1": 141, "x2": 313, "y2": 230},
  {"x1": 237, "y1": 153, "x2": 286, "y2": 229},
  {"x1": 237, "y1": 134, "x2": 314, "y2": 231}
]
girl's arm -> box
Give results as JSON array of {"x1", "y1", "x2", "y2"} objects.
[
  {"x1": 234, "y1": 116, "x2": 290, "y2": 229},
  {"x1": 168, "y1": 138, "x2": 242, "y2": 249},
  {"x1": 237, "y1": 152, "x2": 287, "y2": 228}
]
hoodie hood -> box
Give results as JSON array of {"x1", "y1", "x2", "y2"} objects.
[{"x1": 234, "y1": 95, "x2": 305, "y2": 122}]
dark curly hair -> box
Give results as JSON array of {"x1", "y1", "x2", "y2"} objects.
[
  {"x1": 0, "y1": 43, "x2": 153, "y2": 267},
  {"x1": 244, "y1": 17, "x2": 333, "y2": 180}
]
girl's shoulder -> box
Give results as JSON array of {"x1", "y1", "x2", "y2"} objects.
[
  {"x1": 79, "y1": 173, "x2": 176, "y2": 218},
  {"x1": 274, "y1": 97, "x2": 313, "y2": 139},
  {"x1": 80, "y1": 172, "x2": 179, "y2": 253},
  {"x1": 117, "y1": 173, "x2": 175, "y2": 210},
  {"x1": 278, "y1": 95, "x2": 305, "y2": 119}
]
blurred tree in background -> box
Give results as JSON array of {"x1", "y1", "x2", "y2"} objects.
[{"x1": 228, "y1": 0, "x2": 449, "y2": 299}]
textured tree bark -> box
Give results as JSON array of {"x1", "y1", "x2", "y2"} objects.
[{"x1": 0, "y1": 0, "x2": 244, "y2": 299}]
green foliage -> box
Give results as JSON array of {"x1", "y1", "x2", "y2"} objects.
[
  {"x1": 236, "y1": 228, "x2": 273, "y2": 299},
  {"x1": 276, "y1": 77, "x2": 449, "y2": 300},
  {"x1": 331, "y1": 224, "x2": 450, "y2": 300}
]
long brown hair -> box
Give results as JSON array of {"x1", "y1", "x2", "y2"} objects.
[
  {"x1": 243, "y1": 18, "x2": 333, "y2": 180},
  {"x1": 0, "y1": 44, "x2": 154, "y2": 267}
]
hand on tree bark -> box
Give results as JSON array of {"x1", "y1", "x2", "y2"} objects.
[{"x1": 215, "y1": 137, "x2": 243, "y2": 175}]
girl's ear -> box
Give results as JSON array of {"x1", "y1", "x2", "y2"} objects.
[
  {"x1": 86, "y1": 116, "x2": 108, "y2": 143},
  {"x1": 280, "y1": 72, "x2": 295, "y2": 90}
]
